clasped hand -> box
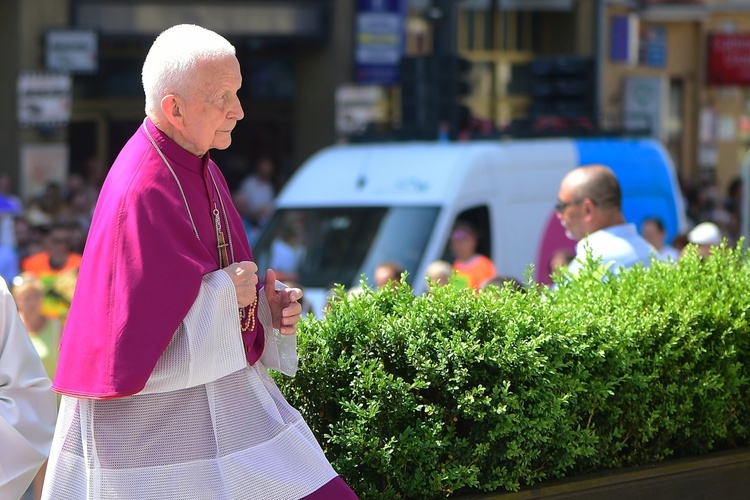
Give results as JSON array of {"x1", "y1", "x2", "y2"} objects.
[{"x1": 223, "y1": 262, "x2": 303, "y2": 335}]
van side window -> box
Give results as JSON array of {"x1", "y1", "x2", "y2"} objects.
[{"x1": 442, "y1": 206, "x2": 493, "y2": 261}]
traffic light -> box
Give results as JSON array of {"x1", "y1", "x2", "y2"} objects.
[
  {"x1": 434, "y1": 54, "x2": 472, "y2": 138},
  {"x1": 399, "y1": 53, "x2": 472, "y2": 139},
  {"x1": 400, "y1": 55, "x2": 438, "y2": 139},
  {"x1": 527, "y1": 55, "x2": 595, "y2": 134}
]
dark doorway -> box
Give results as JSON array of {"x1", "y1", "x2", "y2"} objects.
[{"x1": 69, "y1": 121, "x2": 98, "y2": 182}]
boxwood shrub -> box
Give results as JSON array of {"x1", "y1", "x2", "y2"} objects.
[{"x1": 274, "y1": 243, "x2": 750, "y2": 498}]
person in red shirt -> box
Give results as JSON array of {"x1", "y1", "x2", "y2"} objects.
[{"x1": 450, "y1": 221, "x2": 496, "y2": 290}]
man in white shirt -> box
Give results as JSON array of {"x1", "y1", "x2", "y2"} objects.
[
  {"x1": 556, "y1": 165, "x2": 656, "y2": 276},
  {"x1": 0, "y1": 277, "x2": 57, "y2": 499}
]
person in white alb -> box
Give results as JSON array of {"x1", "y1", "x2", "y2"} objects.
[
  {"x1": 556, "y1": 164, "x2": 656, "y2": 276},
  {"x1": 0, "y1": 276, "x2": 57, "y2": 499}
]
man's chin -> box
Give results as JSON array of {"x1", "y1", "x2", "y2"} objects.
[{"x1": 212, "y1": 138, "x2": 232, "y2": 150}]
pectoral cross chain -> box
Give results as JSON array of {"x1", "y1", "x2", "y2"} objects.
[{"x1": 213, "y1": 205, "x2": 230, "y2": 269}]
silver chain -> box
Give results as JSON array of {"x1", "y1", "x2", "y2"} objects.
[
  {"x1": 142, "y1": 119, "x2": 200, "y2": 240},
  {"x1": 213, "y1": 206, "x2": 221, "y2": 234},
  {"x1": 208, "y1": 168, "x2": 235, "y2": 263},
  {"x1": 142, "y1": 118, "x2": 236, "y2": 263}
]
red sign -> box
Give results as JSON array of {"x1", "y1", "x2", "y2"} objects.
[{"x1": 708, "y1": 34, "x2": 750, "y2": 86}]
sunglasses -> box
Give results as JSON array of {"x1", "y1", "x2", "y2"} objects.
[{"x1": 554, "y1": 198, "x2": 584, "y2": 213}]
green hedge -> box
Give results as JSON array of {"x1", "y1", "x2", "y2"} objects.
[{"x1": 274, "y1": 243, "x2": 750, "y2": 498}]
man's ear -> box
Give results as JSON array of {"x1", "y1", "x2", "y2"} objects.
[
  {"x1": 583, "y1": 198, "x2": 595, "y2": 216},
  {"x1": 160, "y1": 94, "x2": 183, "y2": 128}
]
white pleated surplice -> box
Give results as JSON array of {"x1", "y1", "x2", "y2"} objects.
[{"x1": 42, "y1": 271, "x2": 337, "y2": 500}]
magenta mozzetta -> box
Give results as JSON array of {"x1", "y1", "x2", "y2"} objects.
[{"x1": 53, "y1": 118, "x2": 263, "y2": 399}]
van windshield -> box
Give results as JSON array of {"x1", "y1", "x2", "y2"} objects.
[{"x1": 252, "y1": 206, "x2": 440, "y2": 289}]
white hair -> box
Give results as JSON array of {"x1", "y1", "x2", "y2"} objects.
[
  {"x1": 141, "y1": 24, "x2": 236, "y2": 114},
  {"x1": 425, "y1": 260, "x2": 452, "y2": 281}
]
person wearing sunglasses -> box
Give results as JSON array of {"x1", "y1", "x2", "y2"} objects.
[{"x1": 556, "y1": 165, "x2": 655, "y2": 277}]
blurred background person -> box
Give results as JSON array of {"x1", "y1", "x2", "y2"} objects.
[
  {"x1": 424, "y1": 259, "x2": 453, "y2": 290},
  {"x1": 374, "y1": 261, "x2": 404, "y2": 290},
  {"x1": 269, "y1": 223, "x2": 305, "y2": 283},
  {"x1": 23, "y1": 198, "x2": 53, "y2": 231},
  {"x1": 239, "y1": 155, "x2": 278, "y2": 239},
  {"x1": 0, "y1": 173, "x2": 23, "y2": 213},
  {"x1": 14, "y1": 216, "x2": 43, "y2": 264},
  {"x1": 37, "y1": 181, "x2": 68, "y2": 221},
  {"x1": 11, "y1": 274, "x2": 62, "y2": 384},
  {"x1": 231, "y1": 188, "x2": 255, "y2": 246},
  {"x1": 556, "y1": 165, "x2": 654, "y2": 276},
  {"x1": 480, "y1": 274, "x2": 525, "y2": 292},
  {"x1": 21, "y1": 220, "x2": 82, "y2": 322},
  {"x1": 450, "y1": 221, "x2": 496, "y2": 290},
  {"x1": 62, "y1": 216, "x2": 88, "y2": 256},
  {"x1": 0, "y1": 216, "x2": 18, "y2": 285},
  {"x1": 548, "y1": 248, "x2": 575, "y2": 277},
  {"x1": 66, "y1": 187, "x2": 96, "y2": 237},
  {"x1": 0, "y1": 240, "x2": 18, "y2": 285},
  {"x1": 685, "y1": 221, "x2": 722, "y2": 259},
  {"x1": 0, "y1": 177, "x2": 22, "y2": 284},
  {"x1": 641, "y1": 217, "x2": 681, "y2": 262}
]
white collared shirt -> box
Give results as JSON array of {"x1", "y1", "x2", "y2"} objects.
[{"x1": 568, "y1": 223, "x2": 656, "y2": 276}]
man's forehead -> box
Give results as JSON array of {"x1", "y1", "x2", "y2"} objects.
[
  {"x1": 558, "y1": 178, "x2": 577, "y2": 197},
  {"x1": 194, "y1": 58, "x2": 241, "y2": 90}
]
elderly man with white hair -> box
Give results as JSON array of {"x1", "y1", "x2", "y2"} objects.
[{"x1": 42, "y1": 25, "x2": 356, "y2": 499}]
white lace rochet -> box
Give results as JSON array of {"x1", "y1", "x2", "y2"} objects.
[{"x1": 42, "y1": 271, "x2": 337, "y2": 500}]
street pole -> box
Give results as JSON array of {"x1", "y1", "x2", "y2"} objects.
[
  {"x1": 431, "y1": 0, "x2": 457, "y2": 57},
  {"x1": 430, "y1": 0, "x2": 459, "y2": 138}
]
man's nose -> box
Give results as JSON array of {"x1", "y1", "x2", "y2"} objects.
[{"x1": 230, "y1": 96, "x2": 244, "y2": 120}]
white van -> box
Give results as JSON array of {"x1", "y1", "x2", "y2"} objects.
[{"x1": 253, "y1": 137, "x2": 686, "y2": 316}]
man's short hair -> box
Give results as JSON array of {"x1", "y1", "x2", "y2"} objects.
[
  {"x1": 425, "y1": 260, "x2": 452, "y2": 282},
  {"x1": 451, "y1": 221, "x2": 478, "y2": 241},
  {"x1": 376, "y1": 261, "x2": 404, "y2": 281},
  {"x1": 142, "y1": 24, "x2": 236, "y2": 115},
  {"x1": 580, "y1": 165, "x2": 622, "y2": 210},
  {"x1": 642, "y1": 216, "x2": 666, "y2": 233}
]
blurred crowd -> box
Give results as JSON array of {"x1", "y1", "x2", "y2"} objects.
[
  {"x1": 0, "y1": 167, "x2": 745, "y2": 329},
  {"x1": 682, "y1": 175, "x2": 743, "y2": 248},
  {"x1": 0, "y1": 152, "x2": 284, "y2": 291},
  {"x1": 371, "y1": 174, "x2": 746, "y2": 295}
]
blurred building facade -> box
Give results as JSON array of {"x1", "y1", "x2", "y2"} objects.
[
  {"x1": 2, "y1": 0, "x2": 750, "y2": 198},
  {"x1": 0, "y1": 0, "x2": 355, "y2": 196},
  {"x1": 600, "y1": 0, "x2": 750, "y2": 192}
]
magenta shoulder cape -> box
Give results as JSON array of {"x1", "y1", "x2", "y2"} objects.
[{"x1": 53, "y1": 119, "x2": 262, "y2": 399}]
